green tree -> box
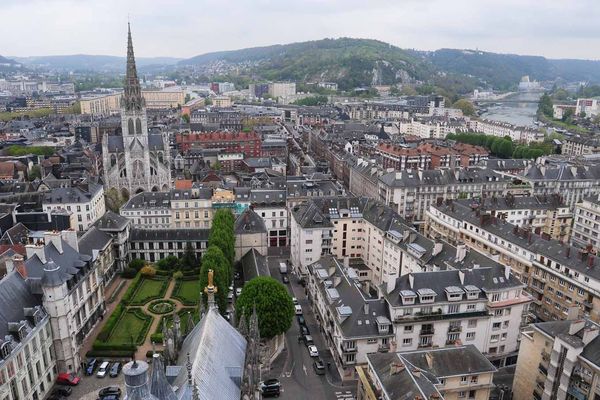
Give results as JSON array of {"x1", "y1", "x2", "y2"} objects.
[
  {"x1": 28, "y1": 165, "x2": 42, "y2": 181},
  {"x1": 453, "y1": 99, "x2": 476, "y2": 116},
  {"x1": 179, "y1": 243, "x2": 198, "y2": 271},
  {"x1": 199, "y1": 246, "x2": 229, "y2": 314},
  {"x1": 156, "y1": 255, "x2": 180, "y2": 271},
  {"x1": 538, "y1": 93, "x2": 554, "y2": 118},
  {"x1": 181, "y1": 113, "x2": 190, "y2": 124},
  {"x1": 128, "y1": 259, "x2": 146, "y2": 272},
  {"x1": 562, "y1": 108, "x2": 574, "y2": 122},
  {"x1": 236, "y1": 277, "x2": 294, "y2": 339}
]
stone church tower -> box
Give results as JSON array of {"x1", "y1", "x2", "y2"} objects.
[{"x1": 102, "y1": 24, "x2": 171, "y2": 197}]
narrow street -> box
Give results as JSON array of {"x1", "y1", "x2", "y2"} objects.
[{"x1": 266, "y1": 255, "x2": 357, "y2": 400}]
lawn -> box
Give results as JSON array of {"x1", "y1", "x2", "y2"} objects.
[
  {"x1": 171, "y1": 279, "x2": 201, "y2": 305},
  {"x1": 129, "y1": 278, "x2": 169, "y2": 305},
  {"x1": 109, "y1": 308, "x2": 153, "y2": 345}
]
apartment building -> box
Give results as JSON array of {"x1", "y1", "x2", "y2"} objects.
[
  {"x1": 268, "y1": 82, "x2": 296, "y2": 99},
  {"x1": 384, "y1": 266, "x2": 530, "y2": 368},
  {"x1": 513, "y1": 319, "x2": 600, "y2": 400},
  {"x1": 120, "y1": 191, "x2": 172, "y2": 229},
  {"x1": 357, "y1": 345, "x2": 496, "y2": 400},
  {"x1": 0, "y1": 273, "x2": 55, "y2": 400},
  {"x1": 467, "y1": 119, "x2": 544, "y2": 143},
  {"x1": 572, "y1": 195, "x2": 600, "y2": 253},
  {"x1": 561, "y1": 136, "x2": 600, "y2": 156},
  {"x1": 453, "y1": 195, "x2": 572, "y2": 242},
  {"x1": 576, "y1": 98, "x2": 600, "y2": 117},
  {"x1": 250, "y1": 189, "x2": 288, "y2": 247},
  {"x1": 42, "y1": 182, "x2": 105, "y2": 231},
  {"x1": 426, "y1": 200, "x2": 600, "y2": 323},
  {"x1": 377, "y1": 168, "x2": 509, "y2": 224},
  {"x1": 513, "y1": 164, "x2": 600, "y2": 209},
  {"x1": 80, "y1": 89, "x2": 185, "y2": 115},
  {"x1": 398, "y1": 117, "x2": 465, "y2": 139},
  {"x1": 128, "y1": 229, "x2": 209, "y2": 263}
]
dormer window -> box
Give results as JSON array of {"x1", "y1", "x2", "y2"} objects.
[
  {"x1": 445, "y1": 286, "x2": 464, "y2": 302},
  {"x1": 0, "y1": 343, "x2": 10, "y2": 359},
  {"x1": 400, "y1": 290, "x2": 416, "y2": 305},
  {"x1": 464, "y1": 285, "x2": 481, "y2": 300},
  {"x1": 417, "y1": 288, "x2": 436, "y2": 304}
]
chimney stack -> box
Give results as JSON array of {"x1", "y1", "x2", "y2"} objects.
[
  {"x1": 44, "y1": 231, "x2": 63, "y2": 254},
  {"x1": 389, "y1": 362, "x2": 405, "y2": 375}
]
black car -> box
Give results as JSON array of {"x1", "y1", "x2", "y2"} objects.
[
  {"x1": 297, "y1": 315, "x2": 306, "y2": 326},
  {"x1": 85, "y1": 358, "x2": 98, "y2": 375},
  {"x1": 109, "y1": 362, "x2": 122, "y2": 377},
  {"x1": 300, "y1": 325, "x2": 310, "y2": 336},
  {"x1": 99, "y1": 387, "x2": 122, "y2": 397},
  {"x1": 313, "y1": 359, "x2": 325, "y2": 375},
  {"x1": 52, "y1": 387, "x2": 72, "y2": 397}
]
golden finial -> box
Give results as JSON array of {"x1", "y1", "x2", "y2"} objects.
[{"x1": 204, "y1": 269, "x2": 217, "y2": 293}]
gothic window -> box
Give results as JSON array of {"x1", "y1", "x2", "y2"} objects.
[
  {"x1": 128, "y1": 119, "x2": 134, "y2": 135},
  {"x1": 120, "y1": 168, "x2": 127, "y2": 178},
  {"x1": 158, "y1": 152, "x2": 164, "y2": 164},
  {"x1": 132, "y1": 160, "x2": 144, "y2": 179},
  {"x1": 110, "y1": 154, "x2": 117, "y2": 167},
  {"x1": 136, "y1": 118, "x2": 142, "y2": 134}
]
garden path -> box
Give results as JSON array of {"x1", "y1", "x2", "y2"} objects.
[{"x1": 136, "y1": 279, "x2": 185, "y2": 359}]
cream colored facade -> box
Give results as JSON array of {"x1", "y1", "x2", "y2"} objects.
[
  {"x1": 80, "y1": 90, "x2": 185, "y2": 115},
  {"x1": 172, "y1": 196, "x2": 213, "y2": 229},
  {"x1": 212, "y1": 96, "x2": 232, "y2": 108},
  {"x1": 512, "y1": 326, "x2": 549, "y2": 400}
]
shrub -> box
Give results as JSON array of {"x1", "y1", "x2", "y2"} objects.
[
  {"x1": 121, "y1": 274, "x2": 143, "y2": 305},
  {"x1": 145, "y1": 350, "x2": 163, "y2": 359},
  {"x1": 121, "y1": 268, "x2": 138, "y2": 279},
  {"x1": 150, "y1": 333, "x2": 164, "y2": 343},
  {"x1": 140, "y1": 266, "x2": 157, "y2": 277},
  {"x1": 155, "y1": 269, "x2": 172, "y2": 277},
  {"x1": 129, "y1": 259, "x2": 146, "y2": 271},
  {"x1": 173, "y1": 271, "x2": 183, "y2": 280}
]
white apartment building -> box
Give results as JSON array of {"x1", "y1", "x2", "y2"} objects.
[
  {"x1": 290, "y1": 202, "x2": 334, "y2": 273},
  {"x1": 268, "y1": 82, "x2": 296, "y2": 100},
  {"x1": 0, "y1": 274, "x2": 56, "y2": 400},
  {"x1": 575, "y1": 98, "x2": 600, "y2": 117},
  {"x1": 467, "y1": 119, "x2": 544, "y2": 143},
  {"x1": 42, "y1": 182, "x2": 105, "y2": 232},
  {"x1": 572, "y1": 194, "x2": 600, "y2": 253}
]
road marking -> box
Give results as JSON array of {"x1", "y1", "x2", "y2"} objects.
[{"x1": 302, "y1": 364, "x2": 307, "y2": 376}]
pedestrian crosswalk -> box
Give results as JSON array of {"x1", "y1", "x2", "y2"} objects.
[{"x1": 334, "y1": 391, "x2": 355, "y2": 399}]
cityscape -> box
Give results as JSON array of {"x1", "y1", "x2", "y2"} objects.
[{"x1": 2, "y1": 2, "x2": 600, "y2": 400}]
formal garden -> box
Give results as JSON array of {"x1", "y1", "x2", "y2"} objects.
[{"x1": 87, "y1": 209, "x2": 237, "y2": 359}]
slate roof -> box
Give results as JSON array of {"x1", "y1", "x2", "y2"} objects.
[
  {"x1": 386, "y1": 266, "x2": 524, "y2": 307},
  {"x1": 308, "y1": 256, "x2": 392, "y2": 339},
  {"x1": 0, "y1": 272, "x2": 42, "y2": 341},
  {"x1": 234, "y1": 209, "x2": 266, "y2": 234},
  {"x1": 78, "y1": 227, "x2": 112, "y2": 259},
  {"x1": 95, "y1": 210, "x2": 130, "y2": 231},
  {"x1": 433, "y1": 199, "x2": 600, "y2": 280},
  {"x1": 148, "y1": 134, "x2": 166, "y2": 150},
  {"x1": 240, "y1": 248, "x2": 269, "y2": 281},
  {"x1": 174, "y1": 307, "x2": 246, "y2": 400},
  {"x1": 366, "y1": 345, "x2": 494, "y2": 399},
  {"x1": 379, "y1": 168, "x2": 508, "y2": 189},
  {"x1": 106, "y1": 135, "x2": 124, "y2": 152},
  {"x1": 43, "y1": 182, "x2": 102, "y2": 204},
  {"x1": 0, "y1": 223, "x2": 30, "y2": 245}
]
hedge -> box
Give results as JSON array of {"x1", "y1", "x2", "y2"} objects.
[
  {"x1": 86, "y1": 349, "x2": 134, "y2": 358},
  {"x1": 92, "y1": 342, "x2": 137, "y2": 352},
  {"x1": 96, "y1": 304, "x2": 125, "y2": 342},
  {"x1": 182, "y1": 268, "x2": 201, "y2": 276},
  {"x1": 150, "y1": 333, "x2": 163, "y2": 343},
  {"x1": 120, "y1": 273, "x2": 143, "y2": 304},
  {"x1": 126, "y1": 277, "x2": 169, "y2": 306},
  {"x1": 121, "y1": 267, "x2": 138, "y2": 279},
  {"x1": 148, "y1": 299, "x2": 176, "y2": 315},
  {"x1": 155, "y1": 269, "x2": 172, "y2": 277},
  {"x1": 130, "y1": 308, "x2": 153, "y2": 345},
  {"x1": 170, "y1": 279, "x2": 200, "y2": 306}
]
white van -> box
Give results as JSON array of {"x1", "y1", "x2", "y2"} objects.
[{"x1": 97, "y1": 361, "x2": 110, "y2": 378}]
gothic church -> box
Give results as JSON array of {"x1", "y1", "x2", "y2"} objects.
[{"x1": 102, "y1": 24, "x2": 171, "y2": 197}]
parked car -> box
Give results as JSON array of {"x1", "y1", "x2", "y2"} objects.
[
  {"x1": 85, "y1": 358, "x2": 98, "y2": 375},
  {"x1": 292, "y1": 297, "x2": 299, "y2": 305},
  {"x1": 282, "y1": 275, "x2": 289, "y2": 284},
  {"x1": 297, "y1": 315, "x2": 306, "y2": 326},
  {"x1": 260, "y1": 378, "x2": 281, "y2": 397},
  {"x1": 236, "y1": 287, "x2": 243, "y2": 297},
  {"x1": 109, "y1": 362, "x2": 122, "y2": 378},
  {"x1": 308, "y1": 345, "x2": 319, "y2": 357},
  {"x1": 52, "y1": 387, "x2": 72, "y2": 397},
  {"x1": 99, "y1": 395, "x2": 119, "y2": 400},
  {"x1": 294, "y1": 305, "x2": 303, "y2": 315},
  {"x1": 57, "y1": 373, "x2": 80, "y2": 386},
  {"x1": 300, "y1": 325, "x2": 310, "y2": 336},
  {"x1": 303, "y1": 335, "x2": 314, "y2": 345},
  {"x1": 313, "y1": 359, "x2": 325, "y2": 375},
  {"x1": 97, "y1": 361, "x2": 110, "y2": 378},
  {"x1": 99, "y1": 387, "x2": 122, "y2": 397}
]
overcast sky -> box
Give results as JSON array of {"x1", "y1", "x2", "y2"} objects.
[{"x1": 3, "y1": 0, "x2": 600, "y2": 60}]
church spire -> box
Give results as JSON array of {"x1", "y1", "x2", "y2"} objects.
[{"x1": 121, "y1": 22, "x2": 145, "y2": 111}]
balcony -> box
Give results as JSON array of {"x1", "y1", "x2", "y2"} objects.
[
  {"x1": 541, "y1": 350, "x2": 550, "y2": 363},
  {"x1": 417, "y1": 342, "x2": 433, "y2": 349},
  {"x1": 538, "y1": 363, "x2": 548, "y2": 376},
  {"x1": 378, "y1": 343, "x2": 390, "y2": 352}
]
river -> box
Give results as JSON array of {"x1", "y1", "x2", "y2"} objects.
[{"x1": 479, "y1": 91, "x2": 542, "y2": 127}]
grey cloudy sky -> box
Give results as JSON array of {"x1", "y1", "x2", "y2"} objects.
[{"x1": 3, "y1": 0, "x2": 600, "y2": 59}]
